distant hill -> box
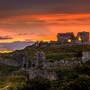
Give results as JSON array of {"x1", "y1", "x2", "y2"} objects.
[{"x1": 0, "y1": 41, "x2": 34, "y2": 51}]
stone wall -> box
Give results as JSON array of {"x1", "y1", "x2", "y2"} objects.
[
  {"x1": 0, "y1": 51, "x2": 90, "y2": 68},
  {"x1": 0, "y1": 51, "x2": 90, "y2": 80},
  {"x1": 43, "y1": 59, "x2": 82, "y2": 69}
]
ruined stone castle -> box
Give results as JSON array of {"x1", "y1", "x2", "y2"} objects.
[{"x1": 0, "y1": 51, "x2": 90, "y2": 80}]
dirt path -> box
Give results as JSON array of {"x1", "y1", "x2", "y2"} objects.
[{"x1": 0, "y1": 83, "x2": 11, "y2": 90}]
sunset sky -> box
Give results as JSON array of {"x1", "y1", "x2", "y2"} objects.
[{"x1": 0, "y1": 0, "x2": 90, "y2": 43}]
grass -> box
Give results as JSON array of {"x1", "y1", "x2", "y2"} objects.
[{"x1": 0, "y1": 64, "x2": 18, "y2": 74}]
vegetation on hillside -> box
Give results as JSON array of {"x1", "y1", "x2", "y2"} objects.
[{"x1": 0, "y1": 45, "x2": 90, "y2": 90}]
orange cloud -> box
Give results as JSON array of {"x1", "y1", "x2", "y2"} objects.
[{"x1": 0, "y1": 13, "x2": 90, "y2": 42}]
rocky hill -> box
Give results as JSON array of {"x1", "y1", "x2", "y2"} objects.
[{"x1": 0, "y1": 45, "x2": 90, "y2": 90}]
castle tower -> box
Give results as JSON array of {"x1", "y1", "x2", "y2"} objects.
[{"x1": 77, "y1": 31, "x2": 89, "y2": 44}]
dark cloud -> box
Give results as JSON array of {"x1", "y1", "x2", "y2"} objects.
[
  {"x1": 75, "y1": 17, "x2": 90, "y2": 21},
  {"x1": 0, "y1": 0, "x2": 90, "y2": 19},
  {"x1": 0, "y1": 36, "x2": 12, "y2": 40},
  {"x1": 30, "y1": 0, "x2": 90, "y2": 14},
  {"x1": 17, "y1": 33, "x2": 32, "y2": 36}
]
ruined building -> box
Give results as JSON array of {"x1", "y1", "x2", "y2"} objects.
[{"x1": 57, "y1": 31, "x2": 89, "y2": 44}]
